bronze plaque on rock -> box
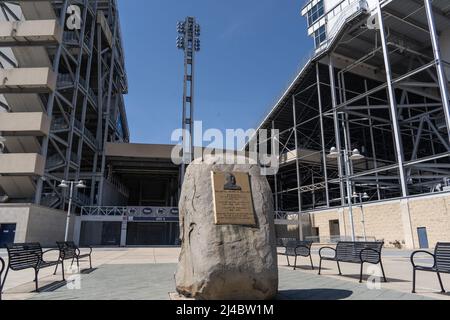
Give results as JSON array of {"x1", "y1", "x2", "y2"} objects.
[{"x1": 211, "y1": 171, "x2": 256, "y2": 226}]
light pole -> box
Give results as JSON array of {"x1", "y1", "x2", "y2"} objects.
[
  {"x1": 327, "y1": 132, "x2": 365, "y2": 241},
  {"x1": 59, "y1": 180, "x2": 86, "y2": 241},
  {"x1": 176, "y1": 17, "x2": 200, "y2": 187},
  {"x1": 353, "y1": 192, "x2": 370, "y2": 241}
]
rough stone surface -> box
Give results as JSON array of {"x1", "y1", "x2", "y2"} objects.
[{"x1": 175, "y1": 156, "x2": 279, "y2": 300}]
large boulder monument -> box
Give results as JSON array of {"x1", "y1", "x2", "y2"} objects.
[{"x1": 175, "y1": 156, "x2": 278, "y2": 300}]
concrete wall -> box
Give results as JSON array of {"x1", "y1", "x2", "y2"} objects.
[
  {"x1": 0, "y1": 204, "x2": 72, "y2": 247},
  {"x1": 306, "y1": 192, "x2": 450, "y2": 249},
  {"x1": 26, "y1": 205, "x2": 74, "y2": 247},
  {"x1": 0, "y1": 205, "x2": 30, "y2": 243},
  {"x1": 408, "y1": 194, "x2": 450, "y2": 248}
]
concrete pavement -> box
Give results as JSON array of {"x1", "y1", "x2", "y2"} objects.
[{"x1": 0, "y1": 247, "x2": 448, "y2": 300}]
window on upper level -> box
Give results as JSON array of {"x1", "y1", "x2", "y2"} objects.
[
  {"x1": 314, "y1": 25, "x2": 327, "y2": 48},
  {"x1": 307, "y1": 0, "x2": 325, "y2": 27}
]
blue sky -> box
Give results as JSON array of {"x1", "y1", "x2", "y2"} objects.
[{"x1": 117, "y1": 0, "x2": 312, "y2": 145}]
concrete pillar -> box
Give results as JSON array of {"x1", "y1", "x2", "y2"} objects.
[
  {"x1": 120, "y1": 217, "x2": 128, "y2": 247},
  {"x1": 73, "y1": 216, "x2": 82, "y2": 246},
  {"x1": 400, "y1": 199, "x2": 415, "y2": 249}
]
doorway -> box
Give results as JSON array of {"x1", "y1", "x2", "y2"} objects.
[
  {"x1": 329, "y1": 220, "x2": 340, "y2": 239},
  {"x1": 417, "y1": 227, "x2": 429, "y2": 249},
  {"x1": 0, "y1": 224, "x2": 16, "y2": 248}
]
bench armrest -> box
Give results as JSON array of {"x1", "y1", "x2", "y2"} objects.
[
  {"x1": 319, "y1": 246, "x2": 336, "y2": 259},
  {"x1": 295, "y1": 245, "x2": 311, "y2": 255},
  {"x1": 0, "y1": 257, "x2": 5, "y2": 279},
  {"x1": 411, "y1": 250, "x2": 436, "y2": 268},
  {"x1": 43, "y1": 248, "x2": 59, "y2": 254},
  {"x1": 360, "y1": 248, "x2": 381, "y2": 263},
  {"x1": 76, "y1": 246, "x2": 93, "y2": 256},
  {"x1": 42, "y1": 248, "x2": 60, "y2": 262}
]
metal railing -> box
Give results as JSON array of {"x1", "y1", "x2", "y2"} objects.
[
  {"x1": 81, "y1": 206, "x2": 179, "y2": 217},
  {"x1": 305, "y1": 235, "x2": 377, "y2": 243},
  {"x1": 81, "y1": 206, "x2": 128, "y2": 216}
]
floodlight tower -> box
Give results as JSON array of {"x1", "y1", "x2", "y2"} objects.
[{"x1": 177, "y1": 17, "x2": 201, "y2": 186}]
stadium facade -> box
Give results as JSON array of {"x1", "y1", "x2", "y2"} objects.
[
  {"x1": 252, "y1": 0, "x2": 450, "y2": 249},
  {"x1": 1, "y1": 0, "x2": 450, "y2": 249},
  {"x1": 0, "y1": 0, "x2": 181, "y2": 247}
]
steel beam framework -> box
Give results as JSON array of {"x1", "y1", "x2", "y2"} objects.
[
  {"x1": 0, "y1": 0, "x2": 129, "y2": 211},
  {"x1": 258, "y1": 0, "x2": 450, "y2": 233}
]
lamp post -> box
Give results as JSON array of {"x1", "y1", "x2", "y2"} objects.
[
  {"x1": 353, "y1": 192, "x2": 370, "y2": 241},
  {"x1": 59, "y1": 180, "x2": 86, "y2": 241},
  {"x1": 327, "y1": 144, "x2": 365, "y2": 241}
]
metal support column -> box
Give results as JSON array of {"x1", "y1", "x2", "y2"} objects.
[
  {"x1": 329, "y1": 58, "x2": 345, "y2": 205},
  {"x1": 316, "y1": 63, "x2": 330, "y2": 207},
  {"x1": 365, "y1": 80, "x2": 382, "y2": 200},
  {"x1": 292, "y1": 96, "x2": 304, "y2": 241},
  {"x1": 376, "y1": 1, "x2": 408, "y2": 197},
  {"x1": 272, "y1": 121, "x2": 279, "y2": 212},
  {"x1": 342, "y1": 119, "x2": 356, "y2": 241},
  {"x1": 34, "y1": 0, "x2": 70, "y2": 205},
  {"x1": 424, "y1": 0, "x2": 450, "y2": 144}
]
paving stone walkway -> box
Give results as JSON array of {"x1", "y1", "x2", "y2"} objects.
[{"x1": 28, "y1": 264, "x2": 431, "y2": 300}]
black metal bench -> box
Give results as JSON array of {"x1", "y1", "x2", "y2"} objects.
[
  {"x1": 318, "y1": 241, "x2": 387, "y2": 283},
  {"x1": 4, "y1": 243, "x2": 63, "y2": 292},
  {"x1": 0, "y1": 256, "x2": 5, "y2": 301},
  {"x1": 411, "y1": 242, "x2": 450, "y2": 294},
  {"x1": 54, "y1": 241, "x2": 92, "y2": 273},
  {"x1": 278, "y1": 238, "x2": 314, "y2": 270}
]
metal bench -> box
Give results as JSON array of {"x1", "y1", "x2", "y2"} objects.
[
  {"x1": 278, "y1": 238, "x2": 314, "y2": 270},
  {"x1": 318, "y1": 241, "x2": 387, "y2": 283},
  {"x1": 0, "y1": 256, "x2": 5, "y2": 300},
  {"x1": 4, "y1": 243, "x2": 63, "y2": 292},
  {"x1": 411, "y1": 242, "x2": 450, "y2": 294},
  {"x1": 54, "y1": 241, "x2": 92, "y2": 273}
]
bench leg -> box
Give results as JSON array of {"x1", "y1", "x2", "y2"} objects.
[
  {"x1": 1, "y1": 268, "x2": 9, "y2": 297},
  {"x1": 34, "y1": 268, "x2": 39, "y2": 292},
  {"x1": 412, "y1": 268, "x2": 417, "y2": 294},
  {"x1": 89, "y1": 255, "x2": 92, "y2": 269},
  {"x1": 309, "y1": 255, "x2": 315, "y2": 270},
  {"x1": 76, "y1": 257, "x2": 80, "y2": 272},
  {"x1": 380, "y1": 261, "x2": 387, "y2": 283},
  {"x1": 318, "y1": 258, "x2": 322, "y2": 275},
  {"x1": 359, "y1": 262, "x2": 364, "y2": 283},
  {"x1": 61, "y1": 260, "x2": 65, "y2": 281},
  {"x1": 337, "y1": 261, "x2": 342, "y2": 275},
  {"x1": 286, "y1": 255, "x2": 290, "y2": 267},
  {"x1": 53, "y1": 259, "x2": 60, "y2": 275},
  {"x1": 437, "y1": 272, "x2": 446, "y2": 294},
  {"x1": 293, "y1": 255, "x2": 298, "y2": 271},
  {"x1": 70, "y1": 257, "x2": 75, "y2": 268}
]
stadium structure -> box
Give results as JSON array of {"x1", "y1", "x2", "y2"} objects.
[
  {"x1": 251, "y1": 0, "x2": 450, "y2": 249},
  {"x1": 0, "y1": 0, "x2": 180, "y2": 247},
  {"x1": 1, "y1": 0, "x2": 449, "y2": 250}
]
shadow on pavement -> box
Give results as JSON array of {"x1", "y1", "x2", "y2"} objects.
[
  {"x1": 80, "y1": 268, "x2": 98, "y2": 275},
  {"x1": 278, "y1": 288, "x2": 353, "y2": 300},
  {"x1": 39, "y1": 280, "x2": 67, "y2": 292},
  {"x1": 4, "y1": 280, "x2": 67, "y2": 294},
  {"x1": 338, "y1": 274, "x2": 409, "y2": 283},
  {"x1": 281, "y1": 265, "x2": 331, "y2": 271}
]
